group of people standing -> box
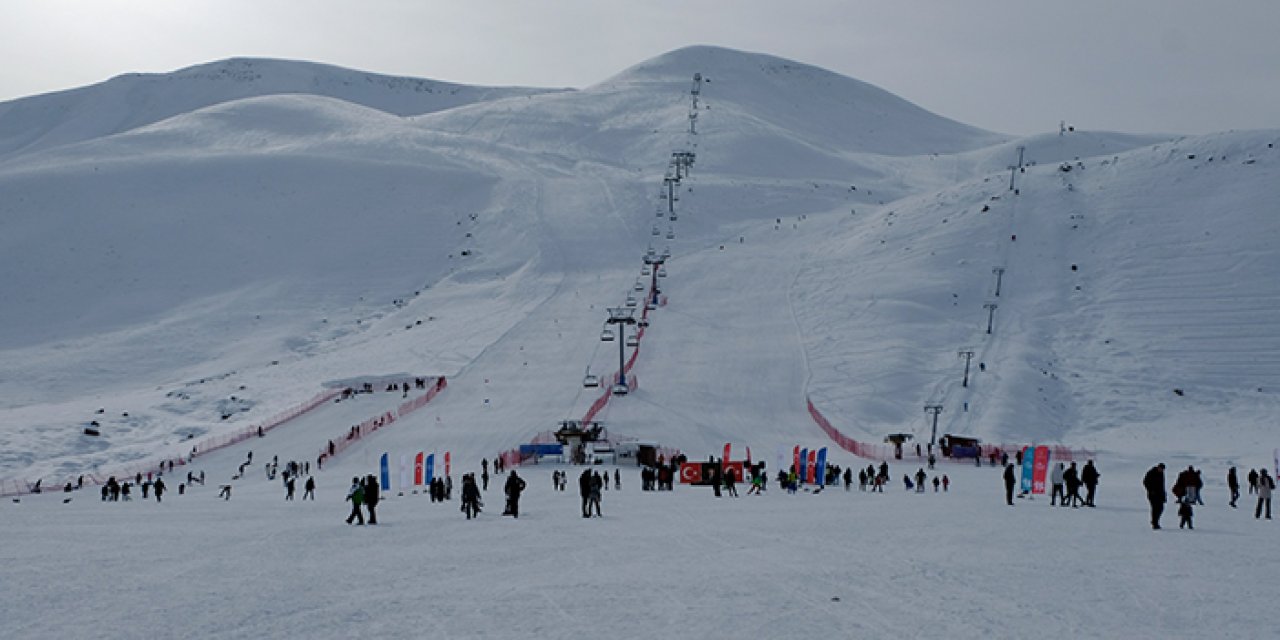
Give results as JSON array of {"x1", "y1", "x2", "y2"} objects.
[{"x1": 1144, "y1": 463, "x2": 1275, "y2": 530}]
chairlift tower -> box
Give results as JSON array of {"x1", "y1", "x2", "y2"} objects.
[
  {"x1": 1008, "y1": 145, "x2": 1025, "y2": 191},
  {"x1": 605, "y1": 307, "x2": 637, "y2": 394},
  {"x1": 663, "y1": 177, "x2": 679, "y2": 214},
  {"x1": 992, "y1": 267, "x2": 1006, "y2": 297},
  {"x1": 984, "y1": 302, "x2": 999, "y2": 335},
  {"x1": 924, "y1": 404, "x2": 944, "y2": 450},
  {"x1": 690, "y1": 73, "x2": 702, "y2": 109},
  {"x1": 958, "y1": 350, "x2": 975, "y2": 387}
]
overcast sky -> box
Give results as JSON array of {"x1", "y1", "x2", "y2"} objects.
[{"x1": 3, "y1": 0, "x2": 1277, "y2": 135}]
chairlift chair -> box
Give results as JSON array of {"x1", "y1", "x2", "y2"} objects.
[
  {"x1": 601, "y1": 328, "x2": 615, "y2": 342},
  {"x1": 638, "y1": 316, "x2": 649, "y2": 327},
  {"x1": 665, "y1": 229, "x2": 675, "y2": 240},
  {"x1": 641, "y1": 265, "x2": 651, "y2": 276},
  {"x1": 634, "y1": 280, "x2": 644, "y2": 291},
  {"x1": 626, "y1": 334, "x2": 639, "y2": 347},
  {"x1": 652, "y1": 225, "x2": 660, "y2": 236},
  {"x1": 625, "y1": 294, "x2": 637, "y2": 307},
  {"x1": 661, "y1": 246, "x2": 671, "y2": 259},
  {"x1": 669, "y1": 213, "x2": 678, "y2": 222},
  {"x1": 657, "y1": 266, "x2": 668, "y2": 278},
  {"x1": 611, "y1": 383, "x2": 629, "y2": 396},
  {"x1": 583, "y1": 368, "x2": 600, "y2": 388}
]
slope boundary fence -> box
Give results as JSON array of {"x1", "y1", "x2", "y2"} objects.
[
  {"x1": 318, "y1": 377, "x2": 448, "y2": 465},
  {"x1": 0, "y1": 388, "x2": 343, "y2": 498},
  {"x1": 806, "y1": 396, "x2": 1095, "y2": 463}
]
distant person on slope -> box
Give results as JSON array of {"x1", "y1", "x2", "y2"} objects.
[
  {"x1": 363, "y1": 475, "x2": 380, "y2": 525},
  {"x1": 579, "y1": 470, "x2": 593, "y2": 518},
  {"x1": 1256, "y1": 469, "x2": 1274, "y2": 520},
  {"x1": 461, "y1": 474, "x2": 482, "y2": 520},
  {"x1": 503, "y1": 470, "x2": 526, "y2": 518},
  {"x1": 1050, "y1": 463, "x2": 1066, "y2": 507},
  {"x1": 1081, "y1": 460, "x2": 1100, "y2": 507},
  {"x1": 1003, "y1": 464, "x2": 1017, "y2": 506},
  {"x1": 1143, "y1": 463, "x2": 1167, "y2": 530},
  {"x1": 1227, "y1": 467, "x2": 1239, "y2": 508},
  {"x1": 1064, "y1": 462, "x2": 1083, "y2": 507},
  {"x1": 303, "y1": 476, "x2": 315, "y2": 500}
]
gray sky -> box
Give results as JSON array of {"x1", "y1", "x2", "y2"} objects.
[{"x1": 3, "y1": 0, "x2": 1277, "y2": 135}]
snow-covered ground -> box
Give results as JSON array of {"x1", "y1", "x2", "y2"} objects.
[{"x1": 1, "y1": 44, "x2": 1278, "y2": 637}]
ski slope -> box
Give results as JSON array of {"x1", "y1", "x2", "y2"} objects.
[{"x1": 2, "y1": 42, "x2": 1280, "y2": 638}]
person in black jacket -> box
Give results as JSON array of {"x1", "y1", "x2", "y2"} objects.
[
  {"x1": 1003, "y1": 463, "x2": 1017, "y2": 506},
  {"x1": 503, "y1": 470, "x2": 526, "y2": 518},
  {"x1": 363, "y1": 474, "x2": 380, "y2": 525},
  {"x1": 1081, "y1": 460, "x2": 1100, "y2": 507},
  {"x1": 1064, "y1": 462, "x2": 1083, "y2": 507},
  {"x1": 1227, "y1": 467, "x2": 1240, "y2": 508},
  {"x1": 1143, "y1": 463, "x2": 1167, "y2": 530},
  {"x1": 461, "y1": 474, "x2": 482, "y2": 520},
  {"x1": 578, "y1": 470, "x2": 593, "y2": 518}
]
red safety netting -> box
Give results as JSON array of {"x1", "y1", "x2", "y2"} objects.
[
  {"x1": 0, "y1": 388, "x2": 343, "y2": 498},
  {"x1": 806, "y1": 396, "x2": 1096, "y2": 463},
  {"x1": 316, "y1": 377, "x2": 447, "y2": 467}
]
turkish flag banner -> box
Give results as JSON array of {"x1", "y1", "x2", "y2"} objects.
[{"x1": 679, "y1": 462, "x2": 705, "y2": 485}]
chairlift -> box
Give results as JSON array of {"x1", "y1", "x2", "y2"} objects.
[
  {"x1": 626, "y1": 294, "x2": 637, "y2": 307},
  {"x1": 657, "y1": 266, "x2": 668, "y2": 278},
  {"x1": 638, "y1": 316, "x2": 649, "y2": 327},
  {"x1": 661, "y1": 246, "x2": 671, "y2": 259},
  {"x1": 634, "y1": 280, "x2": 644, "y2": 292},
  {"x1": 583, "y1": 368, "x2": 600, "y2": 388},
  {"x1": 641, "y1": 265, "x2": 651, "y2": 276},
  {"x1": 611, "y1": 383, "x2": 629, "y2": 396},
  {"x1": 626, "y1": 334, "x2": 639, "y2": 348},
  {"x1": 646, "y1": 300, "x2": 657, "y2": 311},
  {"x1": 601, "y1": 328, "x2": 615, "y2": 342},
  {"x1": 669, "y1": 213, "x2": 678, "y2": 222},
  {"x1": 665, "y1": 229, "x2": 676, "y2": 240},
  {"x1": 651, "y1": 225, "x2": 660, "y2": 236}
]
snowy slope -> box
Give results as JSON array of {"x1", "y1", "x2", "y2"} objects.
[
  {"x1": 0, "y1": 45, "x2": 1277, "y2": 489},
  {"x1": 0, "y1": 57, "x2": 565, "y2": 160}
]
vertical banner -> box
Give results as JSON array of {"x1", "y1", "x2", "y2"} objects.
[
  {"x1": 414, "y1": 452, "x2": 424, "y2": 486},
  {"x1": 379, "y1": 453, "x2": 390, "y2": 491},
  {"x1": 815, "y1": 447, "x2": 828, "y2": 487},
  {"x1": 723, "y1": 442, "x2": 732, "y2": 464},
  {"x1": 1031, "y1": 445, "x2": 1051, "y2": 494},
  {"x1": 746, "y1": 446, "x2": 752, "y2": 465},
  {"x1": 445, "y1": 451, "x2": 451, "y2": 477},
  {"x1": 1020, "y1": 446, "x2": 1035, "y2": 494},
  {"x1": 807, "y1": 449, "x2": 817, "y2": 484},
  {"x1": 425, "y1": 453, "x2": 435, "y2": 484},
  {"x1": 399, "y1": 454, "x2": 409, "y2": 492},
  {"x1": 798, "y1": 448, "x2": 809, "y2": 484},
  {"x1": 792, "y1": 446, "x2": 800, "y2": 478}
]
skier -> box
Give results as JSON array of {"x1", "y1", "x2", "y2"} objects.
[
  {"x1": 303, "y1": 476, "x2": 315, "y2": 500},
  {"x1": 218, "y1": 484, "x2": 232, "y2": 500},
  {"x1": 1143, "y1": 463, "x2": 1167, "y2": 530},
  {"x1": 1227, "y1": 467, "x2": 1240, "y2": 508},
  {"x1": 363, "y1": 475, "x2": 380, "y2": 524},
  {"x1": 1257, "y1": 469, "x2": 1274, "y2": 520},
  {"x1": 503, "y1": 470, "x2": 526, "y2": 518},
  {"x1": 1081, "y1": 460, "x2": 1100, "y2": 507},
  {"x1": 153, "y1": 478, "x2": 166, "y2": 503},
  {"x1": 1003, "y1": 463, "x2": 1017, "y2": 505},
  {"x1": 345, "y1": 477, "x2": 364, "y2": 525},
  {"x1": 461, "y1": 474, "x2": 482, "y2": 520}
]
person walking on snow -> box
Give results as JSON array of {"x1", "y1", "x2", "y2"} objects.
[
  {"x1": 1081, "y1": 460, "x2": 1100, "y2": 507},
  {"x1": 1178, "y1": 499, "x2": 1194, "y2": 530},
  {"x1": 914, "y1": 468, "x2": 927, "y2": 493},
  {"x1": 303, "y1": 476, "x2": 315, "y2": 500},
  {"x1": 1143, "y1": 463, "x2": 1167, "y2": 530},
  {"x1": 1257, "y1": 469, "x2": 1274, "y2": 520},
  {"x1": 578, "y1": 470, "x2": 592, "y2": 518},
  {"x1": 461, "y1": 474, "x2": 482, "y2": 520},
  {"x1": 1050, "y1": 463, "x2": 1066, "y2": 506},
  {"x1": 363, "y1": 475, "x2": 380, "y2": 525},
  {"x1": 153, "y1": 478, "x2": 166, "y2": 503},
  {"x1": 1064, "y1": 462, "x2": 1083, "y2": 507},
  {"x1": 1227, "y1": 467, "x2": 1240, "y2": 508},
  {"x1": 345, "y1": 477, "x2": 365, "y2": 525},
  {"x1": 503, "y1": 470, "x2": 526, "y2": 518},
  {"x1": 1003, "y1": 463, "x2": 1017, "y2": 505},
  {"x1": 588, "y1": 471, "x2": 603, "y2": 517}
]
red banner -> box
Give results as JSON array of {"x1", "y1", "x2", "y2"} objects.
[
  {"x1": 793, "y1": 445, "x2": 800, "y2": 476},
  {"x1": 414, "y1": 452, "x2": 424, "y2": 485},
  {"x1": 1032, "y1": 445, "x2": 1051, "y2": 494},
  {"x1": 679, "y1": 462, "x2": 703, "y2": 484},
  {"x1": 807, "y1": 449, "x2": 817, "y2": 482},
  {"x1": 445, "y1": 451, "x2": 451, "y2": 477},
  {"x1": 723, "y1": 442, "x2": 731, "y2": 464}
]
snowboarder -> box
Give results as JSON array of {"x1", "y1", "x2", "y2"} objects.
[
  {"x1": 1003, "y1": 463, "x2": 1017, "y2": 505},
  {"x1": 345, "y1": 477, "x2": 364, "y2": 525},
  {"x1": 1143, "y1": 463, "x2": 1167, "y2": 530},
  {"x1": 503, "y1": 470, "x2": 526, "y2": 518}
]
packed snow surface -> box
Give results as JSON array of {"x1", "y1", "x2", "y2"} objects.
[{"x1": 1, "y1": 44, "x2": 1278, "y2": 637}]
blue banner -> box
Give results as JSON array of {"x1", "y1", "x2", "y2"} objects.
[
  {"x1": 426, "y1": 453, "x2": 435, "y2": 484},
  {"x1": 815, "y1": 448, "x2": 828, "y2": 486},
  {"x1": 798, "y1": 448, "x2": 809, "y2": 484},
  {"x1": 379, "y1": 453, "x2": 390, "y2": 491},
  {"x1": 1020, "y1": 446, "x2": 1034, "y2": 493}
]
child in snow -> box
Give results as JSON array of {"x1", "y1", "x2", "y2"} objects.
[{"x1": 1178, "y1": 499, "x2": 1194, "y2": 530}]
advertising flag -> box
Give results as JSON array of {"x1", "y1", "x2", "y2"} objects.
[
  {"x1": 379, "y1": 453, "x2": 390, "y2": 491},
  {"x1": 1031, "y1": 445, "x2": 1051, "y2": 494},
  {"x1": 746, "y1": 446, "x2": 752, "y2": 465},
  {"x1": 815, "y1": 447, "x2": 828, "y2": 487},
  {"x1": 1020, "y1": 446, "x2": 1034, "y2": 494},
  {"x1": 445, "y1": 451, "x2": 451, "y2": 477},
  {"x1": 723, "y1": 442, "x2": 732, "y2": 464},
  {"x1": 399, "y1": 454, "x2": 409, "y2": 491},
  {"x1": 414, "y1": 452, "x2": 424, "y2": 486},
  {"x1": 792, "y1": 446, "x2": 800, "y2": 478},
  {"x1": 798, "y1": 448, "x2": 808, "y2": 484},
  {"x1": 807, "y1": 449, "x2": 817, "y2": 484},
  {"x1": 425, "y1": 453, "x2": 435, "y2": 484}
]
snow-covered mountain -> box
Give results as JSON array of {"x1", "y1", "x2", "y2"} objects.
[
  {"x1": 1, "y1": 44, "x2": 1277, "y2": 487},
  {"x1": 0, "y1": 57, "x2": 566, "y2": 160}
]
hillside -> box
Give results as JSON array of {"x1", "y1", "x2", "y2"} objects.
[
  {"x1": 0, "y1": 57, "x2": 565, "y2": 160},
  {"x1": 0, "y1": 46, "x2": 1277, "y2": 487}
]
